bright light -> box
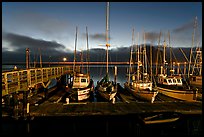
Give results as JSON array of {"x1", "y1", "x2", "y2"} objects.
[{"x1": 63, "y1": 57, "x2": 67, "y2": 62}]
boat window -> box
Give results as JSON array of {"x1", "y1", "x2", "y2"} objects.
[
  {"x1": 177, "y1": 79, "x2": 182, "y2": 83},
  {"x1": 164, "y1": 79, "x2": 167, "y2": 83},
  {"x1": 168, "y1": 79, "x2": 172, "y2": 83},
  {"x1": 173, "y1": 79, "x2": 176, "y2": 83},
  {"x1": 81, "y1": 78, "x2": 87, "y2": 83},
  {"x1": 74, "y1": 78, "x2": 80, "y2": 83}
]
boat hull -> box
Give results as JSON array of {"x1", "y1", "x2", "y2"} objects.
[
  {"x1": 124, "y1": 83, "x2": 158, "y2": 103},
  {"x1": 97, "y1": 83, "x2": 117, "y2": 101},
  {"x1": 77, "y1": 88, "x2": 91, "y2": 101},
  {"x1": 98, "y1": 89, "x2": 117, "y2": 101},
  {"x1": 67, "y1": 79, "x2": 94, "y2": 102},
  {"x1": 189, "y1": 75, "x2": 202, "y2": 89},
  {"x1": 156, "y1": 86, "x2": 197, "y2": 102}
]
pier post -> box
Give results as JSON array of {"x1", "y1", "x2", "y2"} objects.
[
  {"x1": 23, "y1": 91, "x2": 28, "y2": 118},
  {"x1": 26, "y1": 48, "x2": 30, "y2": 69},
  {"x1": 13, "y1": 92, "x2": 19, "y2": 118},
  {"x1": 4, "y1": 95, "x2": 11, "y2": 112},
  {"x1": 44, "y1": 88, "x2": 48, "y2": 99}
]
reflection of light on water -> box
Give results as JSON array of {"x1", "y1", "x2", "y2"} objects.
[
  {"x1": 90, "y1": 65, "x2": 128, "y2": 88},
  {"x1": 48, "y1": 79, "x2": 57, "y2": 89}
]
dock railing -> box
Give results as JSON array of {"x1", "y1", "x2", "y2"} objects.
[{"x1": 2, "y1": 66, "x2": 78, "y2": 97}]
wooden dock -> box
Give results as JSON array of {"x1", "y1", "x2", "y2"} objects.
[
  {"x1": 29, "y1": 101, "x2": 202, "y2": 117},
  {"x1": 2, "y1": 101, "x2": 202, "y2": 136}
]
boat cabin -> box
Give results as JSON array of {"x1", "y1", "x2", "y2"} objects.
[
  {"x1": 189, "y1": 75, "x2": 202, "y2": 88},
  {"x1": 158, "y1": 74, "x2": 183, "y2": 86},
  {"x1": 72, "y1": 73, "x2": 90, "y2": 88},
  {"x1": 131, "y1": 73, "x2": 152, "y2": 91}
]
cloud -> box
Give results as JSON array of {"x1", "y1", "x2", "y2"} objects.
[
  {"x1": 2, "y1": 31, "x2": 70, "y2": 53},
  {"x1": 145, "y1": 32, "x2": 160, "y2": 42},
  {"x1": 173, "y1": 21, "x2": 194, "y2": 33},
  {"x1": 2, "y1": 32, "x2": 73, "y2": 62},
  {"x1": 88, "y1": 33, "x2": 112, "y2": 41}
]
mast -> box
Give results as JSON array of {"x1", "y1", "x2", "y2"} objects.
[
  {"x1": 105, "y1": 2, "x2": 110, "y2": 75},
  {"x1": 39, "y1": 48, "x2": 42, "y2": 68},
  {"x1": 137, "y1": 32, "x2": 140, "y2": 81},
  {"x1": 73, "y1": 26, "x2": 78, "y2": 72},
  {"x1": 156, "y1": 31, "x2": 161, "y2": 75},
  {"x1": 80, "y1": 50, "x2": 83, "y2": 73},
  {"x1": 143, "y1": 31, "x2": 145, "y2": 82},
  {"x1": 188, "y1": 16, "x2": 197, "y2": 77},
  {"x1": 86, "y1": 26, "x2": 90, "y2": 74},
  {"x1": 168, "y1": 30, "x2": 173, "y2": 76},
  {"x1": 26, "y1": 48, "x2": 30, "y2": 69},
  {"x1": 163, "y1": 39, "x2": 167, "y2": 75},
  {"x1": 150, "y1": 42, "x2": 153, "y2": 82},
  {"x1": 128, "y1": 28, "x2": 134, "y2": 85}
]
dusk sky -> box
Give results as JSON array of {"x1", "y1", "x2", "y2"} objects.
[{"x1": 2, "y1": 2, "x2": 202, "y2": 62}]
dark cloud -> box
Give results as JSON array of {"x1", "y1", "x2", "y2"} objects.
[
  {"x1": 88, "y1": 33, "x2": 112, "y2": 41},
  {"x1": 2, "y1": 32, "x2": 193, "y2": 64},
  {"x1": 173, "y1": 21, "x2": 194, "y2": 33},
  {"x1": 2, "y1": 32, "x2": 73, "y2": 63},
  {"x1": 145, "y1": 32, "x2": 160, "y2": 42},
  {"x1": 2, "y1": 32, "x2": 70, "y2": 54}
]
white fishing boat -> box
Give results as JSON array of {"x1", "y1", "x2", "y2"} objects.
[
  {"x1": 71, "y1": 72, "x2": 94, "y2": 101},
  {"x1": 66, "y1": 27, "x2": 94, "y2": 101}
]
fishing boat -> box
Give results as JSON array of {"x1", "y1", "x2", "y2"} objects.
[
  {"x1": 70, "y1": 72, "x2": 94, "y2": 101},
  {"x1": 189, "y1": 48, "x2": 202, "y2": 91},
  {"x1": 124, "y1": 29, "x2": 158, "y2": 103},
  {"x1": 188, "y1": 17, "x2": 202, "y2": 90},
  {"x1": 156, "y1": 36, "x2": 197, "y2": 102},
  {"x1": 187, "y1": 17, "x2": 202, "y2": 100},
  {"x1": 95, "y1": 2, "x2": 117, "y2": 102},
  {"x1": 66, "y1": 27, "x2": 94, "y2": 101}
]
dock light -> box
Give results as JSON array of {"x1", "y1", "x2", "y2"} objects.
[
  {"x1": 63, "y1": 57, "x2": 67, "y2": 62},
  {"x1": 112, "y1": 97, "x2": 115, "y2": 104},
  {"x1": 14, "y1": 66, "x2": 17, "y2": 70},
  {"x1": 66, "y1": 98, "x2": 69, "y2": 104}
]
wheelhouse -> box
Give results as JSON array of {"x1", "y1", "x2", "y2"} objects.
[{"x1": 73, "y1": 73, "x2": 90, "y2": 88}]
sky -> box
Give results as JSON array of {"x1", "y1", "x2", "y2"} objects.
[{"x1": 2, "y1": 2, "x2": 202, "y2": 63}]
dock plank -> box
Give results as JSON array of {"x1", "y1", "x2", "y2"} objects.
[{"x1": 29, "y1": 101, "x2": 202, "y2": 117}]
